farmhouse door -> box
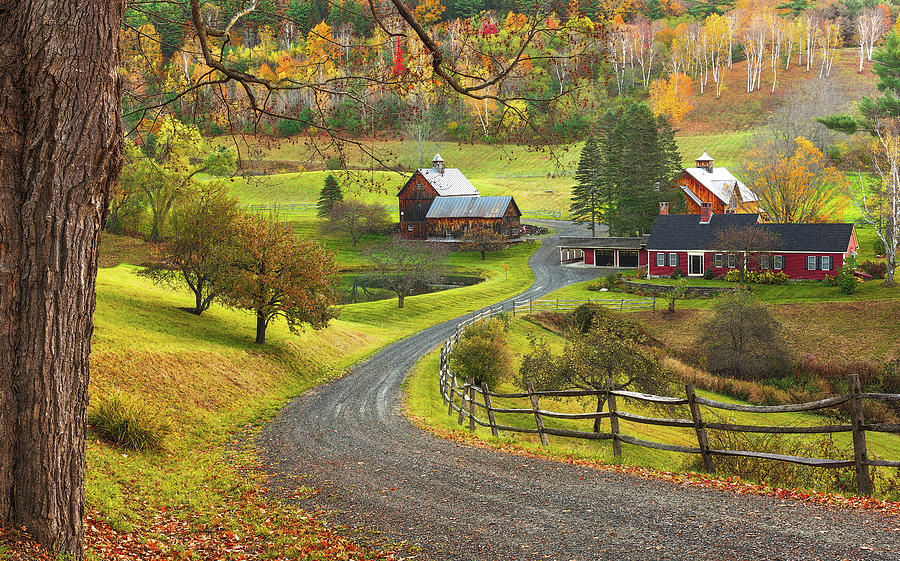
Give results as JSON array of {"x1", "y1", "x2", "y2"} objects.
[{"x1": 689, "y1": 254, "x2": 703, "y2": 276}]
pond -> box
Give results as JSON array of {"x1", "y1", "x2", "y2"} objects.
[{"x1": 338, "y1": 273, "x2": 484, "y2": 304}]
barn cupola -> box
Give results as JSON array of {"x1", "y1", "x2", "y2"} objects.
[
  {"x1": 432, "y1": 153, "x2": 445, "y2": 174},
  {"x1": 696, "y1": 152, "x2": 714, "y2": 173},
  {"x1": 659, "y1": 201, "x2": 669, "y2": 215}
]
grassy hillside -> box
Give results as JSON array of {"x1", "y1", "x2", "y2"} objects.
[{"x1": 80, "y1": 231, "x2": 538, "y2": 559}]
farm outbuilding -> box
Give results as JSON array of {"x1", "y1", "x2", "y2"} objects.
[
  {"x1": 398, "y1": 154, "x2": 521, "y2": 241},
  {"x1": 558, "y1": 236, "x2": 649, "y2": 268},
  {"x1": 675, "y1": 153, "x2": 759, "y2": 215}
]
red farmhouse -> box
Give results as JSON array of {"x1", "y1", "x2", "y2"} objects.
[{"x1": 646, "y1": 211, "x2": 858, "y2": 280}]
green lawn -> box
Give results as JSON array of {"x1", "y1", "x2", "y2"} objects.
[{"x1": 405, "y1": 315, "x2": 900, "y2": 495}]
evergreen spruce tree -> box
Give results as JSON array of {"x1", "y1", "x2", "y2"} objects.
[
  {"x1": 596, "y1": 108, "x2": 624, "y2": 231},
  {"x1": 570, "y1": 137, "x2": 602, "y2": 236},
  {"x1": 317, "y1": 173, "x2": 344, "y2": 217}
]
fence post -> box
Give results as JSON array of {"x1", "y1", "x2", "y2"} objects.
[
  {"x1": 606, "y1": 378, "x2": 621, "y2": 457},
  {"x1": 447, "y1": 371, "x2": 456, "y2": 415},
  {"x1": 849, "y1": 374, "x2": 873, "y2": 496},
  {"x1": 686, "y1": 382, "x2": 715, "y2": 473},
  {"x1": 512, "y1": 301, "x2": 516, "y2": 317},
  {"x1": 652, "y1": 297, "x2": 656, "y2": 311},
  {"x1": 620, "y1": 298, "x2": 624, "y2": 311},
  {"x1": 458, "y1": 378, "x2": 470, "y2": 426},
  {"x1": 482, "y1": 383, "x2": 499, "y2": 438},
  {"x1": 530, "y1": 298, "x2": 533, "y2": 313},
  {"x1": 467, "y1": 377, "x2": 477, "y2": 432},
  {"x1": 527, "y1": 382, "x2": 549, "y2": 445},
  {"x1": 556, "y1": 298, "x2": 559, "y2": 310}
]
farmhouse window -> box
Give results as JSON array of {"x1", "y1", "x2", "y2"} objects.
[
  {"x1": 806, "y1": 256, "x2": 817, "y2": 270},
  {"x1": 821, "y1": 256, "x2": 832, "y2": 270},
  {"x1": 408, "y1": 224, "x2": 413, "y2": 232},
  {"x1": 774, "y1": 255, "x2": 784, "y2": 269},
  {"x1": 713, "y1": 253, "x2": 723, "y2": 267},
  {"x1": 727, "y1": 254, "x2": 737, "y2": 268},
  {"x1": 668, "y1": 253, "x2": 678, "y2": 267},
  {"x1": 655, "y1": 253, "x2": 665, "y2": 267},
  {"x1": 758, "y1": 255, "x2": 770, "y2": 269}
]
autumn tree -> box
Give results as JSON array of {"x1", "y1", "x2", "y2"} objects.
[
  {"x1": 0, "y1": 2, "x2": 125, "y2": 556},
  {"x1": 855, "y1": 121, "x2": 900, "y2": 285},
  {"x1": 649, "y1": 72, "x2": 693, "y2": 126},
  {"x1": 698, "y1": 291, "x2": 789, "y2": 380},
  {"x1": 221, "y1": 213, "x2": 340, "y2": 345},
  {"x1": 326, "y1": 200, "x2": 392, "y2": 246},
  {"x1": 140, "y1": 184, "x2": 240, "y2": 315},
  {"x1": 317, "y1": 174, "x2": 344, "y2": 217},
  {"x1": 742, "y1": 137, "x2": 846, "y2": 223},
  {"x1": 519, "y1": 322, "x2": 670, "y2": 433},
  {"x1": 711, "y1": 225, "x2": 782, "y2": 284},
  {"x1": 363, "y1": 235, "x2": 449, "y2": 308},
  {"x1": 460, "y1": 225, "x2": 507, "y2": 259}
]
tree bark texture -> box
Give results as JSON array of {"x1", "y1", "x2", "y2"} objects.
[
  {"x1": 0, "y1": 1, "x2": 123, "y2": 556},
  {"x1": 256, "y1": 312, "x2": 268, "y2": 345}
]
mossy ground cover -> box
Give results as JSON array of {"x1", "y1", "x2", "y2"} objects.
[{"x1": 405, "y1": 314, "x2": 900, "y2": 497}]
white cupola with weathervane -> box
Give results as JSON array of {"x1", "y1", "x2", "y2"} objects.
[{"x1": 696, "y1": 152, "x2": 714, "y2": 173}]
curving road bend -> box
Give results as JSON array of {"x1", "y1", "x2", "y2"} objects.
[{"x1": 259, "y1": 222, "x2": 900, "y2": 560}]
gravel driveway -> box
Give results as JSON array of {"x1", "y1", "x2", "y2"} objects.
[{"x1": 258, "y1": 222, "x2": 900, "y2": 560}]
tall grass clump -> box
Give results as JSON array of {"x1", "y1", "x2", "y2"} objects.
[{"x1": 88, "y1": 393, "x2": 172, "y2": 451}]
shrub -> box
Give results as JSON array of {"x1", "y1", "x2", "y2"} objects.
[
  {"x1": 836, "y1": 266, "x2": 858, "y2": 294},
  {"x1": 88, "y1": 393, "x2": 172, "y2": 451},
  {"x1": 873, "y1": 237, "x2": 886, "y2": 256},
  {"x1": 325, "y1": 156, "x2": 343, "y2": 170},
  {"x1": 450, "y1": 319, "x2": 512, "y2": 388},
  {"x1": 670, "y1": 267, "x2": 683, "y2": 279},
  {"x1": 703, "y1": 268, "x2": 715, "y2": 280},
  {"x1": 860, "y1": 259, "x2": 887, "y2": 279},
  {"x1": 698, "y1": 291, "x2": 790, "y2": 381},
  {"x1": 686, "y1": 427, "x2": 859, "y2": 493},
  {"x1": 723, "y1": 269, "x2": 788, "y2": 284},
  {"x1": 570, "y1": 303, "x2": 602, "y2": 333},
  {"x1": 602, "y1": 272, "x2": 622, "y2": 289}
]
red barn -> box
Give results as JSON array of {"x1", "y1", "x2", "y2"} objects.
[
  {"x1": 645, "y1": 210, "x2": 858, "y2": 280},
  {"x1": 397, "y1": 154, "x2": 480, "y2": 239},
  {"x1": 676, "y1": 153, "x2": 759, "y2": 215}
]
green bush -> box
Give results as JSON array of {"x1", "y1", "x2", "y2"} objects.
[
  {"x1": 450, "y1": 319, "x2": 512, "y2": 388},
  {"x1": 703, "y1": 268, "x2": 715, "y2": 280},
  {"x1": 874, "y1": 237, "x2": 886, "y2": 256},
  {"x1": 325, "y1": 156, "x2": 342, "y2": 170},
  {"x1": 723, "y1": 268, "x2": 788, "y2": 284},
  {"x1": 670, "y1": 267, "x2": 683, "y2": 279},
  {"x1": 570, "y1": 303, "x2": 602, "y2": 333},
  {"x1": 88, "y1": 393, "x2": 172, "y2": 451}
]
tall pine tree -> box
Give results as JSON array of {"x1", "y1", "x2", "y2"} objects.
[
  {"x1": 317, "y1": 173, "x2": 343, "y2": 217},
  {"x1": 570, "y1": 137, "x2": 602, "y2": 236}
]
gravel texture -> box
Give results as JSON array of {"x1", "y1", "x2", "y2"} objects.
[{"x1": 258, "y1": 222, "x2": 900, "y2": 560}]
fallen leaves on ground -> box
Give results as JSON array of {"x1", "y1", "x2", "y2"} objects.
[{"x1": 409, "y1": 415, "x2": 900, "y2": 518}]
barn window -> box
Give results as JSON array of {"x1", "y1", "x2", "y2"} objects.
[
  {"x1": 727, "y1": 254, "x2": 736, "y2": 268},
  {"x1": 408, "y1": 224, "x2": 413, "y2": 232},
  {"x1": 821, "y1": 256, "x2": 832, "y2": 270},
  {"x1": 774, "y1": 255, "x2": 784, "y2": 269},
  {"x1": 655, "y1": 253, "x2": 665, "y2": 267},
  {"x1": 806, "y1": 256, "x2": 817, "y2": 270},
  {"x1": 668, "y1": 253, "x2": 678, "y2": 267},
  {"x1": 713, "y1": 253, "x2": 723, "y2": 267}
]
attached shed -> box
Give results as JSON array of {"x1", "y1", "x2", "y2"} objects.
[
  {"x1": 558, "y1": 235, "x2": 649, "y2": 268},
  {"x1": 426, "y1": 195, "x2": 522, "y2": 239},
  {"x1": 397, "y1": 154, "x2": 480, "y2": 239}
]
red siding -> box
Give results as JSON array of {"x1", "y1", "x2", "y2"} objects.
[
  {"x1": 584, "y1": 249, "x2": 595, "y2": 265},
  {"x1": 657, "y1": 251, "x2": 848, "y2": 280},
  {"x1": 639, "y1": 249, "x2": 648, "y2": 267},
  {"x1": 648, "y1": 251, "x2": 689, "y2": 277}
]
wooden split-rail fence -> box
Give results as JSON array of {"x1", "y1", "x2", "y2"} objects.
[
  {"x1": 439, "y1": 305, "x2": 900, "y2": 495},
  {"x1": 511, "y1": 297, "x2": 656, "y2": 315}
]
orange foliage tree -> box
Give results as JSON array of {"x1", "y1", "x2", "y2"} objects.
[
  {"x1": 648, "y1": 72, "x2": 693, "y2": 126},
  {"x1": 742, "y1": 137, "x2": 846, "y2": 223}
]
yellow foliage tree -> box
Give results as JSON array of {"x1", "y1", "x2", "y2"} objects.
[
  {"x1": 743, "y1": 137, "x2": 847, "y2": 223},
  {"x1": 649, "y1": 73, "x2": 693, "y2": 126},
  {"x1": 413, "y1": 0, "x2": 446, "y2": 25}
]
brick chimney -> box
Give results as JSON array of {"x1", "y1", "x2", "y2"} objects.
[
  {"x1": 659, "y1": 201, "x2": 669, "y2": 215},
  {"x1": 432, "y1": 153, "x2": 444, "y2": 174},
  {"x1": 700, "y1": 202, "x2": 712, "y2": 224}
]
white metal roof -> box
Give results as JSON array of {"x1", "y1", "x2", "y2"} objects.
[
  {"x1": 697, "y1": 152, "x2": 714, "y2": 161},
  {"x1": 418, "y1": 167, "x2": 480, "y2": 197},
  {"x1": 683, "y1": 166, "x2": 759, "y2": 206}
]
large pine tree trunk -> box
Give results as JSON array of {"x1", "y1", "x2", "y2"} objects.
[{"x1": 0, "y1": 1, "x2": 124, "y2": 557}]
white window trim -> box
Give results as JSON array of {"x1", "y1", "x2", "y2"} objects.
[
  {"x1": 806, "y1": 256, "x2": 817, "y2": 270},
  {"x1": 655, "y1": 253, "x2": 666, "y2": 267},
  {"x1": 668, "y1": 253, "x2": 678, "y2": 268},
  {"x1": 822, "y1": 256, "x2": 832, "y2": 271},
  {"x1": 713, "y1": 253, "x2": 723, "y2": 267},
  {"x1": 774, "y1": 255, "x2": 784, "y2": 270},
  {"x1": 687, "y1": 252, "x2": 705, "y2": 276},
  {"x1": 727, "y1": 253, "x2": 737, "y2": 268}
]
